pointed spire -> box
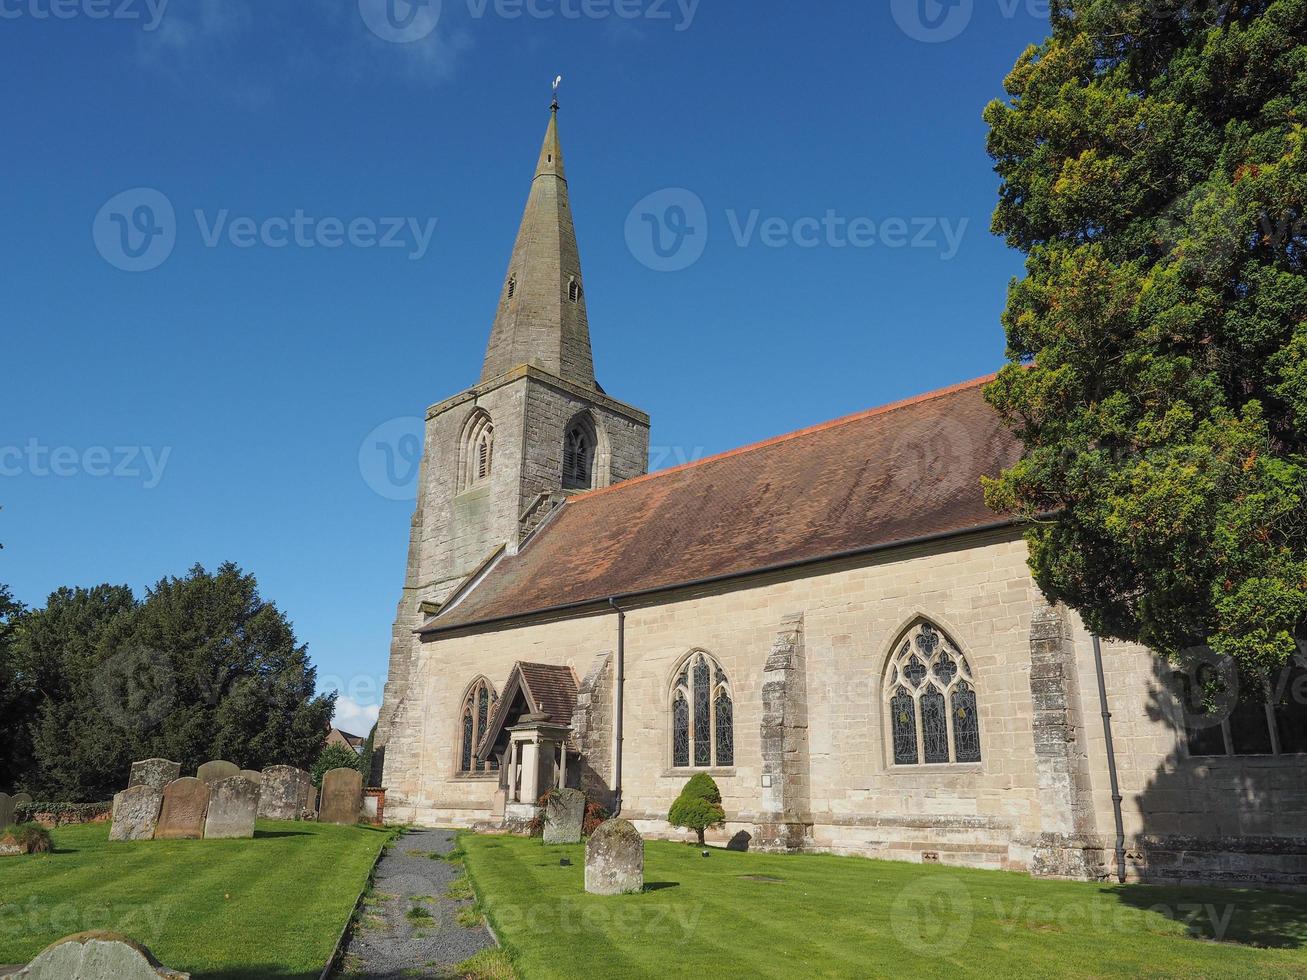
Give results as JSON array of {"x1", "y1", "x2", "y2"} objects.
[{"x1": 480, "y1": 97, "x2": 595, "y2": 388}]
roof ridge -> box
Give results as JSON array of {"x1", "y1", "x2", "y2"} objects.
[{"x1": 570, "y1": 372, "x2": 997, "y2": 505}]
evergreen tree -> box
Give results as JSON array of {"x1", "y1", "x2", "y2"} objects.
[
  {"x1": 983, "y1": 1, "x2": 1307, "y2": 671},
  {"x1": 667, "y1": 773, "x2": 726, "y2": 846},
  {"x1": 311, "y1": 743, "x2": 367, "y2": 788},
  {"x1": 0, "y1": 581, "x2": 29, "y2": 791}
]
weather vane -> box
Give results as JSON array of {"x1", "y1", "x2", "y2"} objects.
[{"x1": 552, "y1": 75, "x2": 562, "y2": 110}]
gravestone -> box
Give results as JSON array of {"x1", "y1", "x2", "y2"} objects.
[
  {"x1": 0, "y1": 931, "x2": 189, "y2": 979},
  {"x1": 258, "y1": 766, "x2": 313, "y2": 821},
  {"x1": 318, "y1": 768, "x2": 363, "y2": 825},
  {"x1": 196, "y1": 761, "x2": 239, "y2": 786},
  {"x1": 543, "y1": 788, "x2": 585, "y2": 844},
  {"x1": 239, "y1": 770, "x2": 263, "y2": 787},
  {"x1": 203, "y1": 776, "x2": 258, "y2": 840},
  {"x1": 0, "y1": 794, "x2": 13, "y2": 831},
  {"x1": 128, "y1": 759, "x2": 181, "y2": 795},
  {"x1": 109, "y1": 786, "x2": 163, "y2": 843},
  {"x1": 585, "y1": 818, "x2": 644, "y2": 895},
  {"x1": 154, "y1": 778, "x2": 209, "y2": 840},
  {"x1": 11, "y1": 793, "x2": 31, "y2": 806}
]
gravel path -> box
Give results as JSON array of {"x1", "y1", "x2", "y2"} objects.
[{"x1": 336, "y1": 827, "x2": 496, "y2": 979}]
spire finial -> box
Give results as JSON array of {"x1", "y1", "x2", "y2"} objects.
[{"x1": 551, "y1": 74, "x2": 562, "y2": 112}]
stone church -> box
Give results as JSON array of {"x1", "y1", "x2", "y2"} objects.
[{"x1": 373, "y1": 102, "x2": 1307, "y2": 887}]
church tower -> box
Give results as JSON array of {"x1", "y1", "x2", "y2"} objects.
[{"x1": 373, "y1": 100, "x2": 651, "y2": 780}]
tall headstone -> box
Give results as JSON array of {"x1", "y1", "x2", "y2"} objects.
[
  {"x1": 258, "y1": 766, "x2": 314, "y2": 821},
  {"x1": 239, "y1": 770, "x2": 263, "y2": 787},
  {"x1": 154, "y1": 778, "x2": 209, "y2": 840},
  {"x1": 0, "y1": 931, "x2": 189, "y2": 979},
  {"x1": 318, "y1": 768, "x2": 363, "y2": 826},
  {"x1": 203, "y1": 776, "x2": 259, "y2": 840},
  {"x1": 0, "y1": 794, "x2": 14, "y2": 831},
  {"x1": 585, "y1": 818, "x2": 644, "y2": 895},
  {"x1": 543, "y1": 788, "x2": 585, "y2": 844},
  {"x1": 128, "y1": 760, "x2": 182, "y2": 794},
  {"x1": 196, "y1": 761, "x2": 239, "y2": 786},
  {"x1": 109, "y1": 786, "x2": 163, "y2": 843}
]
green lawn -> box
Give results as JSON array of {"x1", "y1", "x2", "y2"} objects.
[
  {"x1": 0, "y1": 820, "x2": 395, "y2": 979},
  {"x1": 461, "y1": 834, "x2": 1307, "y2": 980}
]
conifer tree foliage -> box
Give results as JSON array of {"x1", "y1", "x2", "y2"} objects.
[
  {"x1": 667, "y1": 773, "x2": 726, "y2": 846},
  {"x1": 12, "y1": 563, "x2": 335, "y2": 801},
  {"x1": 983, "y1": 1, "x2": 1307, "y2": 671},
  {"x1": 0, "y1": 580, "x2": 29, "y2": 791}
]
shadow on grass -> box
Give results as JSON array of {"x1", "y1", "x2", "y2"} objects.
[
  {"x1": 644, "y1": 881, "x2": 680, "y2": 892},
  {"x1": 191, "y1": 968, "x2": 320, "y2": 980},
  {"x1": 1113, "y1": 883, "x2": 1307, "y2": 949},
  {"x1": 252, "y1": 830, "x2": 313, "y2": 840}
]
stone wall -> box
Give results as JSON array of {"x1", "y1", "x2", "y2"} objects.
[{"x1": 571, "y1": 652, "x2": 615, "y2": 808}]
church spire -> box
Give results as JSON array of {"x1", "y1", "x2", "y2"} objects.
[{"x1": 480, "y1": 96, "x2": 596, "y2": 388}]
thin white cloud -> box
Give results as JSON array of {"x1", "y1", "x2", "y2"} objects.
[{"x1": 333, "y1": 694, "x2": 381, "y2": 736}]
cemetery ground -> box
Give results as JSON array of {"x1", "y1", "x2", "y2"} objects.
[
  {"x1": 0, "y1": 818, "x2": 395, "y2": 979},
  {"x1": 461, "y1": 834, "x2": 1307, "y2": 979}
]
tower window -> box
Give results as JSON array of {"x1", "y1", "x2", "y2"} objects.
[
  {"x1": 460, "y1": 410, "x2": 494, "y2": 490},
  {"x1": 507, "y1": 275, "x2": 517, "y2": 299},
  {"x1": 562, "y1": 415, "x2": 597, "y2": 490},
  {"x1": 568, "y1": 278, "x2": 581, "y2": 304}
]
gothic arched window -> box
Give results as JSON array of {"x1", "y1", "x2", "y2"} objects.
[
  {"x1": 457, "y1": 677, "x2": 498, "y2": 774},
  {"x1": 562, "y1": 415, "x2": 597, "y2": 490},
  {"x1": 671, "y1": 651, "x2": 734, "y2": 769},
  {"x1": 568, "y1": 277, "x2": 582, "y2": 304},
  {"x1": 460, "y1": 410, "x2": 494, "y2": 491},
  {"x1": 507, "y1": 274, "x2": 517, "y2": 299},
  {"x1": 884, "y1": 621, "x2": 981, "y2": 766}
]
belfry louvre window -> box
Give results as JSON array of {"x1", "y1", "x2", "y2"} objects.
[
  {"x1": 885, "y1": 621, "x2": 981, "y2": 766},
  {"x1": 507, "y1": 275, "x2": 517, "y2": 299},
  {"x1": 671, "y1": 651, "x2": 734, "y2": 769},
  {"x1": 458, "y1": 678, "x2": 498, "y2": 774},
  {"x1": 562, "y1": 416, "x2": 596, "y2": 490},
  {"x1": 1178, "y1": 656, "x2": 1307, "y2": 758},
  {"x1": 460, "y1": 411, "x2": 494, "y2": 490},
  {"x1": 568, "y1": 277, "x2": 581, "y2": 303}
]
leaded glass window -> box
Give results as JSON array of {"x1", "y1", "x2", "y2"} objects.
[
  {"x1": 884, "y1": 621, "x2": 982, "y2": 766},
  {"x1": 670, "y1": 651, "x2": 734, "y2": 769},
  {"x1": 457, "y1": 678, "x2": 497, "y2": 774}
]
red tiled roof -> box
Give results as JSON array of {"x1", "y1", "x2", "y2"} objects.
[
  {"x1": 429, "y1": 375, "x2": 1020, "y2": 634},
  {"x1": 476, "y1": 662, "x2": 580, "y2": 760}
]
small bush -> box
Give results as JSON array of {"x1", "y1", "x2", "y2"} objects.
[
  {"x1": 582, "y1": 799, "x2": 610, "y2": 837},
  {"x1": 667, "y1": 773, "x2": 725, "y2": 846},
  {"x1": 6, "y1": 823, "x2": 53, "y2": 854},
  {"x1": 311, "y1": 744, "x2": 367, "y2": 787}
]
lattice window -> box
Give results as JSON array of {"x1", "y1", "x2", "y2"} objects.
[
  {"x1": 670, "y1": 651, "x2": 734, "y2": 769},
  {"x1": 460, "y1": 411, "x2": 494, "y2": 490},
  {"x1": 562, "y1": 415, "x2": 596, "y2": 490},
  {"x1": 884, "y1": 621, "x2": 982, "y2": 766},
  {"x1": 457, "y1": 678, "x2": 498, "y2": 774}
]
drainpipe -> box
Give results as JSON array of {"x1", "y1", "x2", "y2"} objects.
[
  {"x1": 608, "y1": 597, "x2": 626, "y2": 816},
  {"x1": 1092, "y1": 634, "x2": 1127, "y2": 884}
]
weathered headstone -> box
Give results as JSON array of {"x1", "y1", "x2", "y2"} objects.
[
  {"x1": 128, "y1": 759, "x2": 181, "y2": 795},
  {"x1": 318, "y1": 768, "x2": 363, "y2": 825},
  {"x1": 109, "y1": 786, "x2": 163, "y2": 843},
  {"x1": 258, "y1": 766, "x2": 313, "y2": 821},
  {"x1": 203, "y1": 776, "x2": 258, "y2": 840},
  {"x1": 239, "y1": 770, "x2": 263, "y2": 787},
  {"x1": 196, "y1": 761, "x2": 239, "y2": 786},
  {"x1": 154, "y1": 778, "x2": 209, "y2": 840},
  {"x1": 0, "y1": 931, "x2": 189, "y2": 979},
  {"x1": 585, "y1": 818, "x2": 644, "y2": 895},
  {"x1": 543, "y1": 788, "x2": 585, "y2": 844},
  {"x1": 0, "y1": 794, "x2": 14, "y2": 831},
  {"x1": 11, "y1": 793, "x2": 31, "y2": 806}
]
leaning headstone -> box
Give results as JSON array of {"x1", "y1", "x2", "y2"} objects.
[
  {"x1": 585, "y1": 818, "x2": 644, "y2": 895},
  {"x1": 258, "y1": 766, "x2": 313, "y2": 821},
  {"x1": 0, "y1": 931, "x2": 189, "y2": 979},
  {"x1": 318, "y1": 768, "x2": 363, "y2": 825},
  {"x1": 239, "y1": 770, "x2": 263, "y2": 787},
  {"x1": 128, "y1": 759, "x2": 181, "y2": 794},
  {"x1": 203, "y1": 776, "x2": 258, "y2": 840},
  {"x1": 109, "y1": 786, "x2": 163, "y2": 843},
  {"x1": 543, "y1": 788, "x2": 585, "y2": 845},
  {"x1": 154, "y1": 778, "x2": 209, "y2": 840},
  {"x1": 0, "y1": 794, "x2": 14, "y2": 832},
  {"x1": 196, "y1": 761, "x2": 239, "y2": 786}
]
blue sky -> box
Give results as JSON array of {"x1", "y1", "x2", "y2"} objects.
[{"x1": 1, "y1": 0, "x2": 1051, "y2": 734}]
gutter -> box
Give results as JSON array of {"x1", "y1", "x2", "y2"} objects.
[
  {"x1": 1092, "y1": 634, "x2": 1128, "y2": 883},
  {"x1": 421, "y1": 517, "x2": 1030, "y2": 636},
  {"x1": 608, "y1": 598, "x2": 626, "y2": 816}
]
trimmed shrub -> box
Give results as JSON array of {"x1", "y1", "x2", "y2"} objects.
[{"x1": 667, "y1": 773, "x2": 725, "y2": 846}]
